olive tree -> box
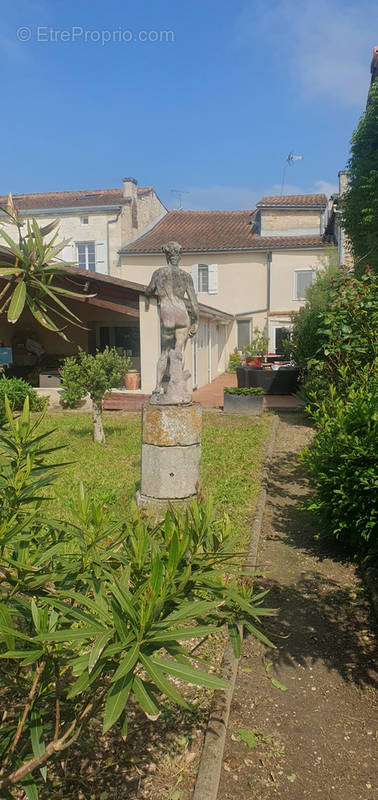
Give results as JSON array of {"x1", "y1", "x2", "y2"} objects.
[{"x1": 60, "y1": 347, "x2": 131, "y2": 443}]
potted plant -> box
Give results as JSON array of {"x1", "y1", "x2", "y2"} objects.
[
  {"x1": 223, "y1": 386, "x2": 265, "y2": 415},
  {"x1": 242, "y1": 328, "x2": 269, "y2": 362}
]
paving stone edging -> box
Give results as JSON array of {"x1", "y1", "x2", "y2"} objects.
[{"x1": 193, "y1": 414, "x2": 280, "y2": 800}]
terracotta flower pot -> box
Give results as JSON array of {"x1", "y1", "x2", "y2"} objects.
[{"x1": 124, "y1": 370, "x2": 140, "y2": 391}]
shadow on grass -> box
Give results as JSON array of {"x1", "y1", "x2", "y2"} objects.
[{"x1": 62, "y1": 423, "x2": 140, "y2": 440}]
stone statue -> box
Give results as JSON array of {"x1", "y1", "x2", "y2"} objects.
[{"x1": 145, "y1": 241, "x2": 199, "y2": 405}]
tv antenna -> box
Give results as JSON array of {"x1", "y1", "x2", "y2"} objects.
[
  {"x1": 280, "y1": 152, "x2": 304, "y2": 195},
  {"x1": 170, "y1": 189, "x2": 190, "y2": 209}
]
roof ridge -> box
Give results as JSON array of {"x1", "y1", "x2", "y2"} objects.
[
  {"x1": 167, "y1": 208, "x2": 253, "y2": 214},
  {"x1": 0, "y1": 186, "x2": 151, "y2": 199}
]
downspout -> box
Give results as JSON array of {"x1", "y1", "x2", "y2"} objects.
[
  {"x1": 106, "y1": 207, "x2": 122, "y2": 274},
  {"x1": 266, "y1": 249, "x2": 272, "y2": 349},
  {"x1": 267, "y1": 249, "x2": 272, "y2": 312}
]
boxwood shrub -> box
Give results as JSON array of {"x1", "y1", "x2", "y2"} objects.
[{"x1": 224, "y1": 387, "x2": 265, "y2": 396}]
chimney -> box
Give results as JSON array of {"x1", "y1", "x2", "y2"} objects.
[
  {"x1": 122, "y1": 177, "x2": 138, "y2": 229},
  {"x1": 338, "y1": 170, "x2": 349, "y2": 195}
]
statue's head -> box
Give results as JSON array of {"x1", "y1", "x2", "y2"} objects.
[{"x1": 162, "y1": 241, "x2": 182, "y2": 266}]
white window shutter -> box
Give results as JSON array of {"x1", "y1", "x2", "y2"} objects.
[
  {"x1": 60, "y1": 242, "x2": 75, "y2": 264},
  {"x1": 95, "y1": 241, "x2": 108, "y2": 274},
  {"x1": 191, "y1": 264, "x2": 199, "y2": 292},
  {"x1": 208, "y1": 264, "x2": 218, "y2": 294}
]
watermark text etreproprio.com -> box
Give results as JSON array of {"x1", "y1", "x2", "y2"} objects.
[{"x1": 16, "y1": 26, "x2": 175, "y2": 45}]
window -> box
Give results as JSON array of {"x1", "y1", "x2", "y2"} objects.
[
  {"x1": 274, "y1": 327, "x2": 290, "y2": 354},
  {"x1": 99, "y1": 325, "x2": 140, "y2": 357},
  {"x1": 192, "y1": 264, "x2": 218, "y2": 294},
  {"x1": 294, "y1": 270, "x2": 315, "y2": 300},
  {"x1": 77, "y1": 241, "x2": 96, "y2": 272},
  {"x1": 198, "y1": 265, "x2": 209, "y2": 293},
  {"x1": 81, "y1": 216, "x2": 89, "y2": 225},
  {"x1": 270, "y1": 323, "x2": 292, "y2": 354},
  {"x1": 237, "y1": 319, "x2": 251, "y2": 349}
]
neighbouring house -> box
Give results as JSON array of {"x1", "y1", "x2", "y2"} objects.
[
  {"x1": 119, "y1": 193, "x2": 335, "y2": 385},
  {"x1": 0, "y1": 177, "x2": 166, "y2": 276}
]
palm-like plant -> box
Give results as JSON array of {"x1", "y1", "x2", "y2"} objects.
[{"x1": 0, "y1": 194, "x2": 93, "y2": 339}]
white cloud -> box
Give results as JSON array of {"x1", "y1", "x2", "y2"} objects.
[
  {"x1": 235, "y1": 0, "x2": 377, "y2": 108},
  {"x1": 313, "y1": 180, "x2": 339, "y2": 196}
]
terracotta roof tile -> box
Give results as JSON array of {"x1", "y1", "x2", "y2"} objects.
[
  {"x1": 120, "y1": 210, "x2": 326, "y2": 254},
  {"x1": 257, "y1": 194, "x2": 327, "y2": 207},
  {"x1": 0, "y1": 187, "x2": 152, "y2": 211}
]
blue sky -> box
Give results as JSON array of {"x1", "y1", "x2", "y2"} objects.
[{"x1": 1, "y1": 0, "x2": 376, "y2": 209}]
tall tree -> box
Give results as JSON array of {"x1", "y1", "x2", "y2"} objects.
[{"x1": 342, "y1": 81, "x2": 378, "y2": 276}]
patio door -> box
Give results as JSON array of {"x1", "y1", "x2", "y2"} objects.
[{"x1": 270, "y1": 323, "x2": 292, "y2": 354}]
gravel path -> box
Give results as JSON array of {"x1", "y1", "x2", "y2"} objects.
[{"x1": 217, "y1": 413, "x2": 377, "y2": 800}]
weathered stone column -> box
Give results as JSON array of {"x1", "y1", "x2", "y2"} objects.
[{"x1": 136, "y1": 403, "x2": 202, "y2": 514}]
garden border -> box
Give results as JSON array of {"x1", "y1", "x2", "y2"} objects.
[{"x1": 192, "y1": 414, "x2": 279, "y2": 800}]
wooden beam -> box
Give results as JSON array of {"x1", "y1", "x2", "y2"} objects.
[{"x1": 79, "y1": 295, "x2": 139, "y2": 317}]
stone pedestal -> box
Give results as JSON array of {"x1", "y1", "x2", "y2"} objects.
[{"x1": 136, "y1": 403, "x2": 202, "y2": 513}]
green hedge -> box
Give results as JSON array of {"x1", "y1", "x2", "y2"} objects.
[{"x1": 301, "y1": 367, "x2": 378, "y2": 560}]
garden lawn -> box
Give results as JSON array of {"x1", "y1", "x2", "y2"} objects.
[{"x1": 41, "y1": 409, "x2": 272, "y2": 546}]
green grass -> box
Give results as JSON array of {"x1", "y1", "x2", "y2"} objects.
[{"x1": 39, "y1": 409, "x2": 272, "y2": 547}]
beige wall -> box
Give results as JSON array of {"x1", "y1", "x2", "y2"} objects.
[
  {"x1": 269, "y1": 248, "x2": 325, "y2": 313},
  {"x1": 138, "y1": 294, "x2": 160, "y2": 393},
  {"x1": 121, "y1": 246, "x2": 327, "y2": 318},
  {"x1": 119, "y1": 251, "x2": 268, "y2": 316},
  {"x1": 260, "y1": 208, "x2": 323, "y2": 237},
  {"x1": 120, "y1": 244, "x2": 332, "y2": 367}
]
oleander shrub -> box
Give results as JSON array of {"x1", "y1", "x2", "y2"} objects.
[
  {"x1": 301, "y1": 367, "x2": 378, "y2": 559},
  {"x1": 0, "y1": 395, "x2": 274, "y2": 798}
]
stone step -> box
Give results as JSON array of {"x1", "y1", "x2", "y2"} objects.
[{"x1": 103, "y1": 392, "x2": 150, "y2": 411}]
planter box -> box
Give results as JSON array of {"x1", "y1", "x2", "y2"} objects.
[
  {"x1": 236, "y1": 366, "x2": 299, "y2": 395},
  {"x1": 223, "y1": 393, "x2": 264, "y2": 415},
  {"x1": 39, "y1": 371, "x2": 61, "y2": 388}
]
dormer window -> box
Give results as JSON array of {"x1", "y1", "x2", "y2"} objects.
[{"x1": 81, "y1": 216, "x2": 89, "y2": 225}]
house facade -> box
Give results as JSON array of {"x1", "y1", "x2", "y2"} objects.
[
  {"x1": 0, "y1": 184, "x2": 337, "y2": 394},
  {"x1": 119, "y1": 193, "x2": 334, "y2": 385}
]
